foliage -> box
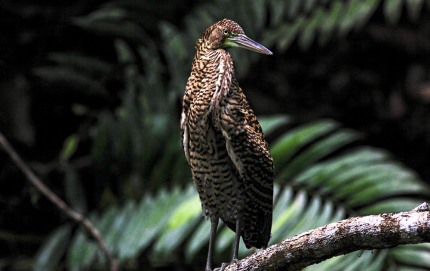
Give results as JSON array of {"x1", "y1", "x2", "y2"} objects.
[
  {"x1": 36, "y1": 118, "x2": 430, "y2": 270},
  {"x1": 31, "y1": 0, "x2": 430, "y2": 197},
  {"x1": 3, "y1": 0, "x2": 429, "y2": 270},
  {"x1": 265, "y1": 0, "x2": 429, "y2": 50}
]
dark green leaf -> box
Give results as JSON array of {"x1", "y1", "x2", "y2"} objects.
[
  {"x1": 384, "y1": 0, "x2": 403, "y2": 24},
  {"x1": 64, "y1": 167, "x2": 87, "y2": 214},
  {"x1": 35, "y1": 224, "x2": 72, "y2": 271}
]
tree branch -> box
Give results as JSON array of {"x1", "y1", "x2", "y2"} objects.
[
  {"x1": 0, "y1": 132, "x2": 119, "y2": 271},
  {"x1": 225, "y1": 202, "x2": 430, "y2": 271}
]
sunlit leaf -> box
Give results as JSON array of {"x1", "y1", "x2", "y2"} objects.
[{"x1": 259, "y1": 115, "x2": 291, "y2": 135}]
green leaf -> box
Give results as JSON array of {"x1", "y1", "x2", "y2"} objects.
[
  {"x1": 391, "y1": 244, "x2": 430, "y2": 268},
  {"x1": 277, "y1": 128, "x2": 361, "y2": 181},
  {"x1": 353, "y1": 0, "x2": 380, "y2": 30},
  {"x1": 406, "y1": 0, "x2": 425, "y2": 21},
  {"x1": 279, "y1": 17, "x2": 305, "y2": 50},
  {"x1": 259, "y1": 115, "x2": 291, "y2": 135},
  {"x1": 338, "y1": 0, "x2": 361, "y2": 36},
  {"x1": 299, "y1": 7, "x2": 324, "y2": 49},
  {"x1": 60, "y1": 134, "x2": 79, "y2": 161},
  {"x1": 384, "y1": 0, "x2": 403, "y2": 25},
  {"x1": 272, "y1": 190, "x2": 308, "y2": 241},
  {"x1": 304, "y1": 0, "x2": 318, "y2": 13},
  {"x1": 185, "y1": 217, "x2": 210, "y2": 261},
  {"x1": 287, "y1": 0, "x2": 303, "y2": 18},
  {"x1": 67, "y1": 230, "x2": 98, "y2": 271},
  {"x1": 271, "y1": 119, "x2": 339, "y2": 169},
  {"x1": 151, "y1": 189, "x2": 201, "y2": 261},
  {"x1": 64, "y1": 167, "x2": 87, "y2": 214},
  {"x1": 168, "y1": 194, "x2": 201, "y2": 228},
  {"x1": 360, "y1": 198, "x2": 425, "y2": 214},
  {"x1": 34, "y1": 224, "x2": 72, "y2": 271},
  {"x1": 319, "y1": 1, "x2": 343, "y2": 45},
  {"x1": 269, "y1": 0, "x2": 288, "y2": 25}
]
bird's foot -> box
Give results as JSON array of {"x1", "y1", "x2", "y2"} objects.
[
  {"x1": 213, "y1": 262, "x2": 228, "y2": 271},
  {"x1": 213, "y1": 259, "x2": 238, "y2": 271}
]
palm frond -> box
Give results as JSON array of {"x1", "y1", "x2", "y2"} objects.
[{"x1": 35, "y1": 118, "x2": 430, "y2": 270}]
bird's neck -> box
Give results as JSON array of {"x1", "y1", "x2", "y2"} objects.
[
  {"x1": 193, "y1": 41, "x2": 234, "y2": 73},
  {"x1": 196, "y1": 38, "x2": 217, "y2": 51},
  {"x1": 195, "y1": 38, "x2": 230, "y2": 56},
  {"x1": 189, "y1": 43, "x2": 237, "y2": 115}
]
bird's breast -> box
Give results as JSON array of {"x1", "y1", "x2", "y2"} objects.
[{"x1": 187, "y1": 95, "x2": 244, "y2": 221}]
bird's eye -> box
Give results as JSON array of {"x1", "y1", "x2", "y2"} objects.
[{"x1": 223, "y1": 29, "x2": 229, "y2": 36}]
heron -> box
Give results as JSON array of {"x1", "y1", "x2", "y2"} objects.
[{"x1": 180, "y1": 18, "x2": 274, "y2": 271}]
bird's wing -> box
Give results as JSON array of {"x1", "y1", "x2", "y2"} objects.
[
  {"x1": 180, "y1": 109, "x2": 190, "y2": 165},
  {"x1": 218, "y1": 89, "x2": 273, "y2": 247},
  {"x1": 218, "y1": 90, "x2": 273, "y2": 200},
  {"x1": 181, "y1": 78, "x2": 193, "y2": 165}
]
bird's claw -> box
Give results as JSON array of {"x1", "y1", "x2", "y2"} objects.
[
  {"x1": 214, "y1": 259, "x2": 239, "y2": 271},
  {"x1": 214, "y1": 262, "x2": 228, "y2": 271}
]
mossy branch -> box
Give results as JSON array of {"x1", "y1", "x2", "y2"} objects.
[{"x1": 225, "y1": 203, "x2": 430, "y2": 271}]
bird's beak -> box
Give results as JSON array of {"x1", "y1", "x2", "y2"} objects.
[{"x1": 225, "y1": 34, "x2": 273, "y2": 55}]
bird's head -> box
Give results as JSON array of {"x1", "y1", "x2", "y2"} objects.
[{"x1": 202, "y1": 19, "x2": 272, "y2": 55}]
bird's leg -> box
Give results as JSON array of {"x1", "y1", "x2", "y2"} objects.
[
  {"x1": 232, "y1": 217, "x2": 242, "y2": 261},
  {"x1": 206, "y1": 216, "x2": 219, "y2": 271},
  {"x1": 215, "y1": 218, "x2": 243, "y2": 271}
]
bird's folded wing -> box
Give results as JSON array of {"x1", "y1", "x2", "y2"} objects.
[{"x1": 218, "y1": 93, "x2": 273, "y2": 210}]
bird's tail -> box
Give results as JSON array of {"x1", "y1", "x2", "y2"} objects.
[{"x1": 242, "y1": 209, "x2": 272, "y2": 249}]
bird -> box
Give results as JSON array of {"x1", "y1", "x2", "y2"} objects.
[{"x1": 180, "y1": 18, "x2": 274, "y2": 271}]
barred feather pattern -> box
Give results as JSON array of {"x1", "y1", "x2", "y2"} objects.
[{"x1": 181, "y1": 19, "x2": 273, "y2": 249}]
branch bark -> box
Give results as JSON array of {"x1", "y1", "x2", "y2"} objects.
[
  {"x1": 225, "y1": 203, "x2": 430, "y2": 271},
  {"x1": 0, "y1": 132, "x2": 119, "y2": 271}
]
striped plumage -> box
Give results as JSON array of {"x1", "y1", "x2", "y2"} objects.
[{"x1": 180, "y1": 19, "x2": 273, "y2": 270}]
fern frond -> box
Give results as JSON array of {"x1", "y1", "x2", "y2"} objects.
[{"x1": 34, "y1": 118, "x2": 430, "y2": 270}]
